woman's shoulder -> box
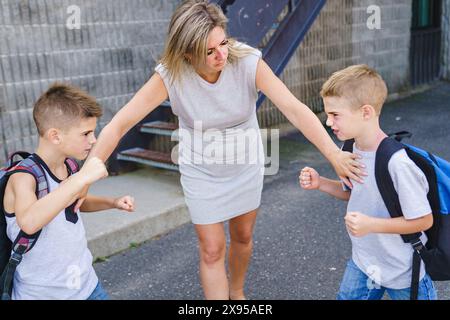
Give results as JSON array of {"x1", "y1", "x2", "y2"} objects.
[
  {"x1": 233, "y1": 42, "x2": 262, "y2": 59},
  {"x1": 230, "y1": 42, "x2": 262, "y2": 80},
  {"x1": 155, "y1": 62, "x2": 168, "y2": 76},
  {"x1": 230, "y1": 42, "x2": 261, "y2": 74}
]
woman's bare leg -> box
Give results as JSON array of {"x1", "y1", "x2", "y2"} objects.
[
  {"x1": 228, "y1": 209, "x2": 258, "y2": 300},
  {"x1": 195, "y1": 222, "x2": 229, "y2": 299}
]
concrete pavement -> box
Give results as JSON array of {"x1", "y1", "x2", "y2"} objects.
[
  {"x1": 91, "y1": 81, "x2": 450, "y2": 299},
  {"x1": 89, "y1": 81, "x2": 450, "y2": 299},
  {"x1": 83, "y1": 166, "x2": 187, "y2": 259},
  {"x1": 84, "y1": 81, "x2": 450, "y2": 271}
]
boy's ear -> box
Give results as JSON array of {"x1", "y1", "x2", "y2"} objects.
[
  {"x1": 46, "y1": 128, "x2": 62, "y2": 145},
  {"x1": 361, "y1": 104, "x2": 375, "y2": 120}
]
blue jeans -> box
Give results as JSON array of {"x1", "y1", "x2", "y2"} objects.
[
  {"x1": 87, "y1": 282, "x2": 110, "y2": 300},
  {"x1": 337, "y1": 259, "x2": 437, "y2": 300}
]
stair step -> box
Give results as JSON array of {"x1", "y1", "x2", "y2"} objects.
[
  {"x1": 117, "y1": 148, "x2": 179, "y2": 171},
  {"x1": 140, "y1": 121, "x2": 178, "y2": 137}
]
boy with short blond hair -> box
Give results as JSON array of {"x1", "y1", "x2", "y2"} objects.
[
  {"x1": 299, "y1": 65, "x2": 437, "y2": 300},
  {"x1": 2, "y1": 83, "x2": 134, "y2": 300}
]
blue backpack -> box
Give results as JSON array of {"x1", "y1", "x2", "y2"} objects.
[
  {"x1": 0, "y1": 152, "x2": 79, "y2": 300},
  {"x1": 343, "y1": 132, "x2": 450, "y2": 300}
]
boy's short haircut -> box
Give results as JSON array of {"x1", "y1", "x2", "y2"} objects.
[
  {"x1": 33, "y1": 82, "x2": 103, "y2": 136},
  {"x1": 320, "y1": 64, "x2": 388, "y2": 115}
]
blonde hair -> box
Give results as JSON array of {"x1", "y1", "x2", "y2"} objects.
[
  {"x1": 159, "y1": 0, "x2": 255, "y2": 85},
  {"x1": 33, "y1": 82, "x2": 102, "y2": 136},
  {"x1": 320, "y1": 64, "x2": 388, "y2": 115}
]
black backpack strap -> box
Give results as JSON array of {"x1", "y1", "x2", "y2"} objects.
[
  {"x1": 342, "y1": 139, "x2": 355, "y2": 153},
  {"x1": 63, "y1": 158, "x2": 80, "y2": 224},
  {"x1": 410, "y1": 240, "x2": 424, "y2": 300},
  {"x1": 388, "y1": 131, "x2": 412, "y2": 142},
  {"x1": 0, "y1": 156, "x2": 49, "y2": 300},
  {"x1": 375, "y1": 138, "x2": 423, "y2": 241},
  {"x1": 375, "y1": 137, "x2": 424, "y2": 300},
  {"x1": 340, "y1": 140, "x2": 355, "y2": 190},
  {"x1": 1, "y1": 230, "x2": 40, "y2": 300}
]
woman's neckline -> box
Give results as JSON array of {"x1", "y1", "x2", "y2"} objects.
[{"x1": 194, "y1": 65, "x2": 227, "y2": 87}]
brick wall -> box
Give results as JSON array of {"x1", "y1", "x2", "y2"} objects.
[
  {"x1": 0, "y1": 0, "x2": 180, "y2": 163},
  {"x1": 257, "y1": 0, "x2": 354, "y2": 128},
  {"x1": 443, "y1": 0, "x2": 450, "y2": 80},
  {"x1": 351, "y1": 0, "x2": 412, "y2": 93},
  {"x1": 0, "y1": 1, "x2": 425, "y2": 164},
  {"x1": 257, "y1": 0, "x2": 413, "y2": 128}
]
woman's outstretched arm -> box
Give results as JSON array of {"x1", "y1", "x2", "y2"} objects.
[
  {"x1": 255, "y1": 59, "x2": 365, "y2": 185},
  {"x1": 75, "y1": 73, "x2": 168, "y2": 210},
  {"x1": 90, "y1": 73, "x2": 168, "y2": 162}
]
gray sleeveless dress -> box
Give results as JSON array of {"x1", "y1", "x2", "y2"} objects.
[{"x1": 155, "y1": 46, "x2": 265, "y2": 224}]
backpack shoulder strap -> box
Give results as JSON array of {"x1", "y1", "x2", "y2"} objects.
[
  {"x1": 17, "y1": 155, "x2": 50, "y2": 199},
  {"x1": 64, "y1": 158, "x2": 79, "y2": 175},
  {"x1": 375, "y1": 137, "x2": 426, "y2": 300},
  {"x1": 62, "y1": 158, "x2": 80, "y2": 224},
  {"x1": 2, "y1": 156, "x2": 46, "y2": 201},
  {"x1": 0, "y1": 155, "x2": 48, "y2": 300},
  {"x1": 375, "y1": 137, "x2": 422, "y2": 243},
  {"x1": 340, "y1": 140, "x2": 355, "y2": 190},
  {"x1": 342, "y1": 139, "x2": 355, "y2": 153},
  {"x1": 7, "y1": 155, "x2": 49, "y2": 246},
  {"x1": 5, "y1": 152, "x2": 31, "y2": 169}
]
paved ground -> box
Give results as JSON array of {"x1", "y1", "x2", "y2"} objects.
[{"x1": 93, "y1": 82, "x2": 450, "y2": 300}]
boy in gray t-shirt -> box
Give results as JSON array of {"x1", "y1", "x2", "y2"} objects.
[{"x1": 299, "y1": 65, "x2": 436, "y2": 300}]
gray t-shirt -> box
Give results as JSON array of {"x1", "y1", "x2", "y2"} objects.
[{"x1": 346, "y1": 143, "x2": 431, "y2": 289}]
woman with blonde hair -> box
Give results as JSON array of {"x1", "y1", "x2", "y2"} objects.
[{"x1": 84, "y1": 0, "x2": 364, "y2": 299}]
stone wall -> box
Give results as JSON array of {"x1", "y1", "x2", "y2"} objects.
[
  {"x1": 351, "y1": 0, "x2": 412, "y2": 93},
  {"x1": 0, "y1": 0, "x2": 433, "y2": 164},
  {"x1": 0, "y1": 0, "x2": 180, "y2": 163},
  {"x1": 257, "y1": 0, "x2": 413, "y2": 128},
  {"x1": 442, "y1": 0, "x2": 450, "y2": 80}
]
